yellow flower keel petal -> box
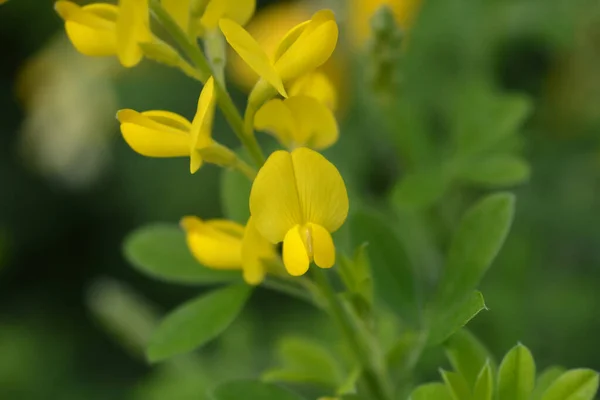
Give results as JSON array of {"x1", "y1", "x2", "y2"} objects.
[
  {"x1": 283, "y1": 226, "x2": 310, "y2": 276},
  {"x1": 310, "y1": 223, "x2": 335, "y2": 269}
]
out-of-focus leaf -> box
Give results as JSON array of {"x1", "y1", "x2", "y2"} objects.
[
  {"x1": 387, "y1": 330, "x2": 428, "y2": 379},
  {"x1": 262, "y1": 337, "x2": 343, "y2": 387},
  {"x1": 531, "y1": 366, "x2": 566, "y2": 400},
  {"x1": 392, "y1": 167, "x2": 451, "y2": 210},
  {"x1": 428, "y1": 291, "x2": 487, "y2": 347},
  {"x1": 441, "y1": 370, "x2": 471, "y2": 400},
  {"x1": 540, "y1": 369, "x2": 599, "y2": 400},
  {"x1": 497, "y1": 343, "x2": 535, "y2": 400},
  {"x1": 147, "y1": 284, "x2": 252, "y2": 362},
  {"x1": 338, "y1": 243, "x2": 373, "y2": 306},
  {"x1": 350, "y1": 209, "x2": 420, "y2": 326},
  {"x1": 459, "y1": 155, "x2": 530, "y2": 187},
  {"x1": 436, "y1": 193, "x2": 515, "y2": 309},
  {"x1": 220, "y1": 167, "x2": 252, "y2": 224},
  {"x1": 473, "y1": 361, "x2": 493, "y2": 400},
  {"x1": 409, "y1": 383, "x2": 453, "y2": 400},
  {"x1": 444, "y1": 329, "x2": 496, "y2": 387},
  {"x1": 211, "y1": 380, "x2": 305, "y2": 400},
  {"x1": 124, "y1": 224, "x2": 240, "y2": 285}
]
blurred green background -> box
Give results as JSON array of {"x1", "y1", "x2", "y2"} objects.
[{"x1": 1, "y1": 0, "x2": 599, "y2": 398}]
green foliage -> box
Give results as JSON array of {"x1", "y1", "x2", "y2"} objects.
[
  {"x1": 457, "y1": 155, "x2": 530, "y2": 188},
  {"x1": 210, "y1": 380, "x2": 305, "y2": 400},
  {"x1": 124, "y1": 224, "x2": 240, "y2": 285},
  {"x1": 220, "y1": 168, "x2": 252, "y2": 224},
  {"x1": 444, "y1": 330, "x2": 496, "y2": 387},
  {"x1": 440, "y1": 370, "x2": 471, "y2": 400},
  {"x1": 392, "y1": 167, "x2": 451, "y2": 210},
  {"x1": 427, "y1": 291, "x2": 486, "y2": 346},
  {"x1": 473, "y1": 362, "x2": 493, "y2": 400},
  {"x1": 409, "y1": 383, "x2": 453, "y2": 400},
  {"x1": 532, "y1": 367, "x2": 567, "y2": 400},
  {"x1": 540, "y1": 369, "x2": 599, "y2": 400},
  {"x1": 147, "y1": 284, "x2": 252, "y2": 362},
  {"x1": 262, "y1": 336, "x2": 343, "y2": 388},
  {"x1": 497, "y1": 343, "x2": 536, "y2": 400}
]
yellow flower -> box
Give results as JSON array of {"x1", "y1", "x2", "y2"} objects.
[
  {"x1": 349, "y1": 0, "x2": 422, "y2": 46},
  {"x1": 219, "y1": 9, "x2": 339, "y2": 100},
  {"x1": 254, "y1": 96, "x2": 338, "y2": 151},
  {"x1": 117, "y1": 77, "x2": 216, "y2": 173},
  {"x1": 181, "y1": 216, "x2": 276, "y2": 285},
  {"x1": 162, "y1": 0, "x2": 192, "y2": 34},
  {"x1": 250, "y1": 148, "x2": 349, "y2": 276},
  {"x1": 289, "y1": 71, "x2": 338, "y2": 111},
  {"x1": 199, "y1": 0, "x2": 256, "y2": 32}
]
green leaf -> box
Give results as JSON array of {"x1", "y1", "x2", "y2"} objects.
[
  {"x1": 350, "y1": 209, "x2": 419, "y2": 326},
  {"x1": 124, "y1": 224, "x2": 240, "y2": 285},
  {"x1": 387, "y1": 330, "x2": 428, "y2": 379},
  {"x1": 444, "y1": 329, "x2": 496, "y2": 387},
  {"x1": 441, "y1": 370, "x2": 471, "y2": 400},
  {"x1": 262, "y1": 337, "x2": 343, "y2": 387},
  {"x1": 473, "y1": 361, "x2": 493, "y2": 400},
  {"x1": 428, "y1": 291, "x2": 487, "y2": 346},
  {"x1": 338, "y1": 243, "x2": 373, "y2": 306},
  {"x1": 497, "y1": 343, "x2": 536, "y2": 400},
  {"x1": 147, "y1": 284, "x2": 252, "y2": 362},
  {"x1": 392, "y1": 167, "x2": 450, "y2": 210},
  {"x1": 211, "y1": 380, "x2": 305, "y2": 400},
  {"x1": 436, "y1": 192, "x2": 515, "y2": 309},
  {"x1": 532, "y1": 366, "x2": 567, "y2": 400},
  {"x1": 220, "y1": 168, "x2": 252, "y2": 224},
  {"x1": 540, "y1": 369, "x2": 599, "y2": 400},
  {"x1": 409, "y1": 383, "x2": 453, "y2": 400},
  {"x1": 459, "y1": 155, "x2": 530, "y2": 187}
]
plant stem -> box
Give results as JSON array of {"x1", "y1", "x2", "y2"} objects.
[
  {"x1": 311, "y1": 268, "x2": 393, "y2": 400},
  {"x1": 148, "y1": 0, "x2": 265, "y2": 167},
  {"x1": 233, "y1": 157, "x2": 257, "y2": 180}
]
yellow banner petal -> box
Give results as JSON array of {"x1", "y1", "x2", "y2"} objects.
[
  {"x1": 250, "y1": 150, "x2": 303, "y2": 243},
  {"x1": 254, "y1": 99, "x2": 296, "y2": 148},
  {"x1": 285, "y1": 96, "x2": 338, "y2": 150},
  {"x1": 310, "y1": 223, "x2": 335, "y2": 269},
  {"x1": 289, "y1": 72, "x2": 337, "y2": 111},
  {"x1": 116, "y1": 0, "x2": 151, "y2": 67},
  {"x1": 283, "y1": 225, "x2": 310, "y2": 276},
  {"x1": 190, "y1": 77, "x2": 216, "y2": 153},
  {"x1": 290, "y1": 147, "x2": 348, "y2": 232},
  {"x1": 181, "y1": 216, "x2": 243, "y2": 269},
  {"x1": 219, "y1": 18, "x2": 287, "y2": 97}
]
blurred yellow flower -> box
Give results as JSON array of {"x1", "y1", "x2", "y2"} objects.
[
  {"x1": 219, "y1": 9, "x2": 338, "y2": 100},
  {"x1": 117, "y1": 77, "x2": 216, "y2": 173},
  {"x1": 254, "y1": 96, "x2": 338, "y2": 150},
  {"x1": 161, "y1": 0, "x2": 192, "y2": 34},
  {"x1": 250, "y1": 148, "x2": 349, "y2": 277},
  {"x1": 349, "y1": 0, "x2": 422, "y2": 46},
  {"x1": 200, "y1": 0, "x2": 256, "y2": 32},
  {"x1": 289, "y1": 71, "x2": 338, "y2": 111},
  {"x1": 181, "y1": 216, "x2": 276, "y2": 285}
]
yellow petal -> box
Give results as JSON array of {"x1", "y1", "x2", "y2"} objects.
[
  {"x1": 289, "y1": 71, "x2": 337, "y2": 111},
  {"x1": 283, "y1": 225, "x2": 310, "y2": 276},
  {"x1": 189, "y1": 77, "x2": 216, "y2": 172},
  {"x1": 219, "y1": 18, "x2": 287, "y2": 97},
  {"x1": 224, "y1": 0, "x2": 256, "y2": 27},
  {"x1": 143, "y1": 110, "x2": 193, "y2": 132},
  {"x1": 56, "y1": 2, "x2": 119, "y2": 56},
  {"x1": 249, "y1": 150, "x2": 302, "y2": 243},
  {"x1": 272, "y1": 20, "x2": 310, "y2": 62},
  {"x1": 291, "y1": 147, "x2": 348, "y2": 232},
  {"x1": 254, "y1": 99, "x2": 295, "y2": 148},
  {"x1": 285, "y1": 96, "x2": 338, "y2": 150},
  {"x1": 117, "y1": 109, "x2": 190, "y2": 157},
  {"x1": 181, "y1": 216, "x2": 244, "y2": 269},
  {"x1": 310, "y1": 223, "x2": 335, "y2": 269},
  {"x1": 274, "y1": 10, "x2": 338, "y2": 82},
  {"x1": 162, "y1": 0, "x2": 191, "y2": 32},
  {"x1": 241, "y1": 216, "x2": 274, "y2": 285},
  {"x1": 116, "y1": 0, "x2": 151, "y2": 67}
]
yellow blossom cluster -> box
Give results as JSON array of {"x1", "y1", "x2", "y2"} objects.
[{"x1": 56, "y1": 0, "x2": 350, "y2": 284}]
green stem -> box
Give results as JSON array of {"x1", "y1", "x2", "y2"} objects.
[
  {"x1": 233, "y1": 157, "x2": 257, "y2": 180},
  {"x1": 203, "y1": 29, "x2": 226, "y2": 86},
  {"x1": 311, "y1": 268, "x2": 393, "y2": 400},
  {"x1": 148, "y1": 0, "x2": 265, "y2": 167}
]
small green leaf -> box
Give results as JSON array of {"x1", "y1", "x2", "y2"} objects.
[
  {"x1": 445, "y1": 329, "x2": 496, "y2": 387},
  {"x1": 147, "y1": 284, "x2": 252, "y2": 362},
  {"x1": 338, "y1": 243, "x2": 373, "y2": 306},
  {"x1": 532, "y1": 366, "x2": 566, "y2": 400},
  {"x1": 393, "y1": 167, "x2": 450, "y2": 210},
  {"x1": 459, "y1": 155, "x2": 530, "y2": 187},
  {"x1": 350, "y1": 209, "x2": 419, "y2": 325},
  {"x1": 262, "y1": 337, "x2": 343, "y2": 387},
  {"x1": 211, "y1": 380, "x2": 305, "y2": 400},
  {"x1": 540, "y1": 369, "x2": 599, "y2": 400},
  {"x1": 436, "y1": 193, "x2": 515, "y2": 309},
  {"x1": 473, "y1": 361, "x2": 493, "y2": 400},
  {"x1": 387, "y1": 330, "x2": 428, "y2": 379},
  {"x1": 220, "y1": 168, "x2": 252, "y2": 224},
  {"x1": 441, "y1": 370, "x2": 471, "y2": 400},
  {"x1": 409, "y1": 383, "x2": 453, "y2": 400},
  {"x1": 124, "y1": 224, "x2": 240, "y2": 285},
  {"x1": 497, "y1": 343, "x2": 535, "y2": 400},
  {"x1": 428, "y1": 291, "x2": 487, "y2": 346}
]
